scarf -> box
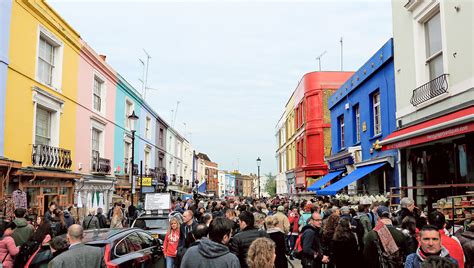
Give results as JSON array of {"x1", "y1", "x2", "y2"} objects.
[{"x1": 373, "y1": 221, "x2": 399, "y2": 254}]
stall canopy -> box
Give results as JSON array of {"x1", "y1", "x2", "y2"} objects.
[
  {"x1": 307, "y1": 171, "x2": 343, "y2": 192},
  {"x1": 317, "y1": 162, "x2": 385, "y2": 196}
]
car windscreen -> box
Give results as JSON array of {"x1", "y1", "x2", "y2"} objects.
[{"x1": 134, "y1": 218, "x2": 168, "y2": 230}]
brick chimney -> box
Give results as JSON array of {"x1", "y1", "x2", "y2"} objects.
[{"x1": 99, "y1": 54, "x2": 106, "y2": 61}]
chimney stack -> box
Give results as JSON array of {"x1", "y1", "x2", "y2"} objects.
[{"x1": 99, "y1": 54, "x2": 106, "y2": 61}]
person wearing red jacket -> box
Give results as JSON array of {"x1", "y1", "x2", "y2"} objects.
[
  {"x1": 428, "y1": 211, "x2": 465, "y2": 268},
  {"x1": 163, "y1": 217, "x2": 181, "y2": 268},
  {"x1": 288, "y1": 206, "x2": 300, "y2": 258}
]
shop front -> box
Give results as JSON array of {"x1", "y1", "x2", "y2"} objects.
[
  {"x1": 74, "y1": 175, "x2": 115, "y2": 222},
  {"x1": 381, "y1": 107, "x2": 474, "y2": 209},
  {"x1": 11, "y1": 169, "x2": 79, "y2": 217}
]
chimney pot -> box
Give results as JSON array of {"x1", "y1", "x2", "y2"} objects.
[{"x1": 99, "y1": 54, "x2": 106, "y2": 61}]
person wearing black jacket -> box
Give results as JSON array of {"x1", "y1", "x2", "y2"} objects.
[
  {"x1": 229, "y1": 210, "x2": 269, "y2": 268},
  {"x1": 175, "y1": 223, "x2": 208, "y2": 268},
  {"x1": 300, "y1": 212, "x2": 328, "y2": 268},
  {"x1": 179, "y1": 210, "x2": 198, "y2": 248}
]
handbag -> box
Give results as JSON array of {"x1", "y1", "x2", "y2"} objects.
[{"x1": 0, "y1": 251, "x2": 10, "y2": 268}]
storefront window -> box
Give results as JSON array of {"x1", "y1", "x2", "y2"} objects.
[
  {"x1": 26, "y1": 188, "x2": 39, "y2": 209},
  {"x1": 43, "y1": 187, "x2": 57, "y2": 194}
]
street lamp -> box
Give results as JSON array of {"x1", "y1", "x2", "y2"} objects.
[
  {"x1": 256, "y1": 157, "x2": 261, "y2": 198},
  {"x1": 128, "y1": 110, "x2": 139, "y2": 207}
]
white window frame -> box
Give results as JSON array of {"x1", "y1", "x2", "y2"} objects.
[
  {"x1": 423, "y1": 11, "x2": 443, "y2": 80},
  {"x1": 125, "y1": 98, "x2": 134, "y2": 130},
  {"x1": 32, "y1": 87, "x2": 63, "y2": 147},
  {"x1": 36, "y1": 26, "x2": 63, "y2": 91},
  {"x1": 339, "y1": 115, "x2": 345, "y2": 149},
  {"x1": 91, "y1": 119, "x2": 105, "y2": 156},
  {"x1": 144, "y1": 146, "x2": 151, "y2": 170},
  {"x1": 354, "y1": 104, "x2": 361, "y2": 143},
  {"x1": 92, "y1": 72, "x2": 107, "y2": 115},
  {"x1": 145, "y1": 116, "x2": 151, "y2": 139},
  {"x1": 35, "y1": 106, "x2": 52, "y2": 146},
  {"x1": 373, "y1": 92, "x2": 382, "y2": 136}
]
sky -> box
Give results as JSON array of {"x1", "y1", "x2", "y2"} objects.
[{"x1": 48, "y1": 0, "x2": 393, "y2": 175}]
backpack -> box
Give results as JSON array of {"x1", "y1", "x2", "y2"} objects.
[
  {"x1": 13, "y1": 239, "x2": 40, "y2": 268},
  {"x1": 352, "y1": 217, "x2": 366, "y2": 251},
  {"x1": 375, "y1": 238, "x2": 404, "y2": 268},
  {"x1": 292, "y1": 231, "x2": 305, "y2": 259}
]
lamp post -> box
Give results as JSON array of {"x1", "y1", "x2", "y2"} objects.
[
  {"x1": 256, "y1": 157, "x2": 261, "y2": 198},
  {"x1": 128, "y1": 111, "x2": 139, "y2": 207}
]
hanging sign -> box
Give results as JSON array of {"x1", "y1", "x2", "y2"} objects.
[{"x1": 141, "y1": 177, "x2": 152, "y2": 187}]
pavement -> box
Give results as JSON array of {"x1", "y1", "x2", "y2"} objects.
[{"x1": 289, "y1": 258, "x2": 302, "y2": 268}]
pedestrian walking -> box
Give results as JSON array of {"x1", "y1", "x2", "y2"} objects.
[
  {"x1": 16, "y1": 222, "x2": 52, "y2": 268},
  {"x1": 229, "y1": 210, "x2": 269, "y2": 268},
  {"x1": 287, "y1": 206, "x2": 300, "y2": 258},
  {"x1": 298, "y1": 203, "x2": 312, "y2": 231},
  {"x1": 321, "y1": 214, "x2": 339, "y2": 268},
  {"x1": 163, "y1": 217, "x2": 180, "y2": 268},
  {"x1": 82, "y1": 209, "x2": 100, "y2": 230},
  {"x1": 27, "y1": 235, "x2": 69, "y2": 268},
  {"x1": 456, "y1": 222, "x2": 474, "y2": 268},
  {"x1": 331, "y1": 218, "x2": 361, "y2": 268},
  {"x1": 175, "y1": 224, "x2": 208, "y2": 268},
  {"x1": 95, "y1": 208, "x2": 108, "y2": 229},
  {"x1": 63, "y1": 207, "x2": 75, "y2": 228},
  {"x1": 44, "y1": 202, "x2": 56, "y2": 224},
  {"x1": 300, "y1": 212, "x2": 328, "y2": 268},
  {"x1": 247, "y1": 237, "x2": 276, "y2": 268},
  {"x1": 0, "y1": 222, "x2": 19, "y2": 268},
  {"x1": 181, "y1": 217, "x2": 240, "y2": 268},
  {"x1": 265, "y1": 216, "x2": 288, "y2": 268},
  {"x1": 274, "y1": 206, "x2": 290, "y2": 234},
  {"x1": 110, "y1": 205, "x2": 123, "y2": 228},
  {"x1": 52, "y1": 209, "x2": 68, "y2": 236},
  {"x1": 48, "y1": 224, "x2": 105, "y2": 268},
  {"x1": 405, "y1": 225, "x2": 458, "y2": 268},
  {"x1": 399, "y1": 216, "x2": 419, "y2": 255},
  {"x1": 11, "y1": 208, "x2": 34, "y2": 247},
  {"x1": 179, "y1": 210, "x2": 198, "y2": 248}
]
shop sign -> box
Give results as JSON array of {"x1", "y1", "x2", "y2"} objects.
[
  {"x1": 384, "y1": 122, "x2": 474, "y2": 150},
  {"x1": 27, "y1": 179, "x2": 73, "y2": 187},
  {"x1": 329, "y1": 156, "x2": 354, "y2": 170},
  {"x1": 141, "y1": 177, "x2": 152, "y2": 187}
]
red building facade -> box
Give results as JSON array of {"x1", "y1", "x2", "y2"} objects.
[{"x1": 293, "y1": 72, "x2": 353, "y2": 190}]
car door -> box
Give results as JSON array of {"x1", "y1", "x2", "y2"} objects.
[
  {"x1": 137, "y1": 231, "x2": 164, "y2": 268},
  {"x1": 111, "y1": 232, "x2": 146, "y2": 268}
]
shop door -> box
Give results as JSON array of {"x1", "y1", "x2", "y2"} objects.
[
  {"x1": 59, "y1": 195, "x2": 68, "y2": 209},
  {"x1": 37, "y1": 196, "x2": 44, "y2": 216}
]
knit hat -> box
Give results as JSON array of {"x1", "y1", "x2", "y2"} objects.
[
  {"x1": 277, "y1": 206, "x2": 285, "y2": 212},
  {"x1": 376, "y1": 206, "x2": 390, "y2": 218}
]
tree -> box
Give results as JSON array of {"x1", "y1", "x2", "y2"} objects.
[{"x1": 265, "y1": 172, "x2": 276, "y2": 197}]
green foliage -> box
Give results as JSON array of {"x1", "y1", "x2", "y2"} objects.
[{"x1": 265, "y1": 172, "x2": 276, "y2": 197}]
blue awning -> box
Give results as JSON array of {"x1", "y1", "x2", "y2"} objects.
[
  {"x1": 317, "y1": 162, "x2": 386, "y2": 196},
  {"x1": 307, "y1": 171, "x2": 343, "y2": 191},
  {"x1": 198, "y1": 181, "x2": 206, "y2": 193}
]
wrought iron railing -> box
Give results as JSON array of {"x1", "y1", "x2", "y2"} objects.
[
  {"x1": 91, "y1": 150, "x2": 111, "y2": 174},
  {"x1": 410, "y1": 74, "x2": 449, "y2": 106},
  {"x1": 32, "y1": 144, "x2": 72, "y2": 170}
]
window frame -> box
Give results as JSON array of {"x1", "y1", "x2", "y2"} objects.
[
  {"x1": 125, "y1": 98, "x2": 134, "y2": 130},
  {"x1": 424, "y1": 11, "x2": 443, "y2": 80},
  {"x1": 372, "y1": 92, "x2": 382, "y2": 136},
  {"x1": 145, "y1": 116, "x2": 151, "y2": 139},
  {"x1": 339, "y1": 115, "x2": 345, "y2": 149},
  {"x1": 354, "y1": 104, "x2": 361, "y2": 143},
  {"x1": 35, "y1": 106, "x2": 52, "y2": 146},
  {"x1": 36, "y1": 26, "x2": 63, "y2": 90},
  {"x1": 93, "y1": 75, "x2": 104, "y2": 113}
]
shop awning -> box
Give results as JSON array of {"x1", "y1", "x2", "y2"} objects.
[
  {"x1": 307, "y1": 171, "x2": 343, "y2": 192},
  {"x1": 317, "y1": 163, "x2": 385, "y2": 196},
  {"x1": 380, "y1": 107, "x2": 474, "y2": 150},
  {"x1": 169, "y1": 189, "x2": 191, "y2": 195}
]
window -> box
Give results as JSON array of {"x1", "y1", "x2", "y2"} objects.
[
  {"x1": 144, "y1": 148, "x2": 151, "y2": 170},
  {"x1": 38, "y1": 37, "x2": 55, "y2": 86},
  {"x1": 93, "y1": 76, "x2": 103, "y2": 112},
  {"x1": 35, "y1": 107, "x2": 52, "y2": 145},
  {"x1": 145, "y1": 117, "x2": 151, "y2": 139},
  {"x1": 124, "y1": 141, "x2": 131, "y2": 172},
  {"x1": 159, "y1": 128, "x2": 164, "y2": 146},
  {"x1": 91, "y1": 128, "x2": 101, "y2": 153},
  {"x1": 354, "y1": 104, "x2": 361, "y2": 143},
  {"x1": 373, "y1": 92, "x2": 381, "y2": 136},
  {"x1": 125, "y1": 100, "x2": 133, "y2": 129},
  {"x1": 425, "y1": 12, "x2": 443, "y2": 80},
  {"x1": 137, "y1": 231, "x2": 156, "y2": 249},
  {"x1": 339, "y1": 115, "x2": 345, "y2": 149}
]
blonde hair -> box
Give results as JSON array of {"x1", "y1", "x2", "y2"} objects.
[
  {"x1": 264, "y1": 215, "x2": 279, "y2": 229},
  {"x1": 112, "y1": 206, "x2": 122, "y2": 219},
  {"x1": 247, "y1": 238, "x2": 275, "y2": 268},
  {"x1": 88, "y1": 209, "x2": 96, "y2": 216},
  {"x1": 168, "y1": 217, "x2": 180, "y2": 234}
]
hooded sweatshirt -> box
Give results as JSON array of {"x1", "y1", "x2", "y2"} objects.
[
  {"x1": 11, "y1": 218, "x2": 34, "y2": 247},
  {"x1": 181, "y1": 238, "x2": 240, "y2": 268},
  {"x1": 404, "y1": 246, "x2": 458, "y2": 268}
]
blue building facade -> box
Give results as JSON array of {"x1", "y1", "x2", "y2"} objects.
[
  {"x1": 225, "y1": 173, "x2": 235, "y2": 197},
  {"x1": 318, "y1": 39, "x2": 398, "y2": 196},
  {"x1": 0, "y1": 0, "x2": 13, "y2": 156}
]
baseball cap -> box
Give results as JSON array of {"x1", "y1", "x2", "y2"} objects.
[{"x1": 376, "y1": 206, "x2": 390, "y2": 218}]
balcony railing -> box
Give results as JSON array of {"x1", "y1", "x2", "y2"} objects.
[
  {"x1": 32, "y1": 144, "x2": 72, "y2": 170},
  {"x1": 145, "y1": 167, "x2": 157, "y2": 178},
  {"x1": 410, "y1": 74, "x2": 449, "y2": 106},
  {"x1": 91, "y1": 150, "x2": 111, "y2": 174}
]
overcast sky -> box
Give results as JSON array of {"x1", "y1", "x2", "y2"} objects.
[{"x1": 49, "y1": 0, "x2": 392, "y2": 175}]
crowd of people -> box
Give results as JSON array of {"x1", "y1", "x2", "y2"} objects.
[
  {"x1": 165, "y1": 196, "x2": 473, "y2": 268},
  {"x1": 0, "y1": 195, "x2": 472, "y2": 268}
]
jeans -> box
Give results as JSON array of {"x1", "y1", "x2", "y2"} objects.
[
  {"x1": 166, "y1": 256, "x2": 175, "y2": 268},
  {"x1": 288, "y1": 234, "x2": 298, "y2": 251}
]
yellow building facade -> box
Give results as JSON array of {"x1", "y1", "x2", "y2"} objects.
[{"x1": 4, "y1": 0, "x2": 81, "y2": 215}]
